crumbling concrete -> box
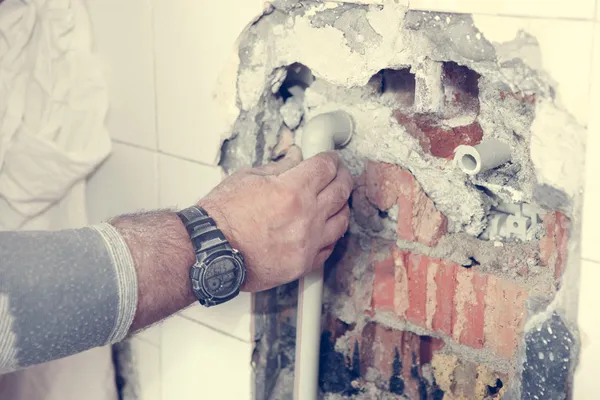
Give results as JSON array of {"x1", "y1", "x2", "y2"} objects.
[{"x1": 215, "y1": 2, "x2": 586, "y2": 399}]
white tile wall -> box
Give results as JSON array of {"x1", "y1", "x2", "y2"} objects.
[
  {"x1": 161, "y1": 316, "x2": 252, "y2": 400},
  {"x1": 135, "y1": 323, "x2": 162, "y2": 347},
  {"x1": 179, "y1": 294, "x2": 252, "y2": 342},
  {"x1": 471, "y1": 15, "x2": 594, "y2": 126},
  {"x1": 153, "y1": 0, "x2": 265, "y2": 165},
  {"x1": 575, "y1": 20, "x2": 600, "y2": 398},
  {"x1": 409, "y1": 0, "x2": 596, "y2": 20},
  {"x1": 84, "y1": 0, "x2": 157, "y2": 150},
  {"x1": 129, "y1": 339, "x2": 161, "y2": 400},
  {"x1": 157, "y1": 154, "x2": 223, "y2": 209},
  {"x1": 574, "y1": 259, "x2": 600, "y2": 399},
  {"x1": 86, "y1": 2, "x2": 256, "y2": 397},
  {"x1": 582, "y1": 24, "x2": 600, "y2": 262},
  {"x1": 86, "y1": 142, "x2": 159, "y2": 224}
]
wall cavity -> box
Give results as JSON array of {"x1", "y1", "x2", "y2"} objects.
[{"x1": 217, "y1": 2, "x2": 585, "y2": 399}]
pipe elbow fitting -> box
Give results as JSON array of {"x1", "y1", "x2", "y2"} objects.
[
  {"x1": 454, "y1": 138, "x2": 512, "y2": 176},
  {"x1": 301, "y1": 110, "x2": 353, "y2": 158}
]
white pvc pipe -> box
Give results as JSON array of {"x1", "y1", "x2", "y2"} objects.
[
  {"x1": 294, "y1": 110, "x2": 353, "y2": 400},
  {"x1": 454, "y1": 138, "x2": 512, "y2": 175}
]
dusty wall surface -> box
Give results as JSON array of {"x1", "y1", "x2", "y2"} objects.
[{"x1": 215, "y1": 2, "x2": 586, "y2": 399}]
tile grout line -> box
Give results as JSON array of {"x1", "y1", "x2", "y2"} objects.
[
  {"x1": 177, "y1": 314, "x2": 251, "y2": 344},
  {"x1": 112, "y1": 138, "x2": 220, "y2": 169},
  {"x1": 155, "y1": 149, "x2": 220, "y2": 168}
]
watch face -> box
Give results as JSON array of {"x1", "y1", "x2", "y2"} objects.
[{"x1": 203, "y1": 256, "x2": 242, "y2": 298}]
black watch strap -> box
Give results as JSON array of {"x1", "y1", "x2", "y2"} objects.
[
  {"x1": 176, "y1": 206, "x2": 245, "y2": 308},
  {"x1": 177, "y1": 206, "x2": 232, "y2": 258}
]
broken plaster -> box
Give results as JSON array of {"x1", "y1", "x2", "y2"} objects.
[
  {"x1": 214, "y1": 1, "x2": 587, "y2": 398},
  {"x1": 219, "y1": 3, "x2": 584, "y2": 239}
]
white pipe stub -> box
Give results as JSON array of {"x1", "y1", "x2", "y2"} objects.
[
  {"x1": 454, "y1": 138, "x2": 512, "y2": 176},
  {"x1": 294, "y1": 110, "x2": 353, "y2": 400},
  {"x1": 299, "y1": 110, "x2": 354, "y2": 157}
]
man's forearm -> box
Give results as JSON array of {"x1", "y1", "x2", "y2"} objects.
[
  {"x1": 0, "y1": 224, "x2": 138, "y2": 372},
  {"x1": 109, "y1": 210, "x2": 196, "y2": 331},
  {"x1": 0, "y1": 210, "x2": 196, "y2": 373}
]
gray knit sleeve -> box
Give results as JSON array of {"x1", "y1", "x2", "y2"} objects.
[{"x1": 0, "y1": 223, "x2": 138, "y2": 373}]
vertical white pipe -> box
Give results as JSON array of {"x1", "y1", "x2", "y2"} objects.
[{"x1": 294, "y1": 110, "x2": 353, "y2": 400}]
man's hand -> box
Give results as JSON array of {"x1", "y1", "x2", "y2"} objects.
[
  {"x1": 113, "y1": 146, "x2": 352, "y2": 331},
  {"x1": 199, "y1": 146, "x2": 353, "y2": 292}
]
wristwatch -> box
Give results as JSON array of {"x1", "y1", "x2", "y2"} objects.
[{"x1": 176, "y1": 206, "x2": 246, "y2": 307}]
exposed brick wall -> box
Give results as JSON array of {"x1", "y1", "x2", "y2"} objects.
[
  {"x1": 370, "y1": 245, "x2": 528, "y2": 359},
  {"x1": 320, "y1": 158, "x2": 572, "y2": 398}
]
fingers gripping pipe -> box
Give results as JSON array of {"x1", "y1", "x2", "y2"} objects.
[{"x1": 294, "y1": 110, "x2": 353, "y2": 400}]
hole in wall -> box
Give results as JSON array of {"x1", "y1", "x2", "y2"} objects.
[
  {"x1": 487, "y1": 378, "x2": 503, "y2": 396},
  {"x1": 276, "y1": 63, "x2": 314, "y2": 132},
  {"x1": 382, "y1": 69, "x2": 416, "y2": 94},
  {"x1": 277, "y1": 62, "x2": 314, "y2": 100},
  {"x1": 442, "y1": 61, "x2": 481, "y2": 119},
  {"x1": 369, "y1": 68, "x2": 416, "y2": 108},
  {"x1": 319, "y1": 330, "x2": 360, "y2": 395},
  {"x1": 442, "y1": 61, "x2": 480, "y2": 100}
]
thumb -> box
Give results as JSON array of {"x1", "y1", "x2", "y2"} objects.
[{"x1": 256, "y1": 145, "x2": 303, "y2": 175}]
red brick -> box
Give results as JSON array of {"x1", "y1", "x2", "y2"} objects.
[
  {"x1": 394, "y1": 252, "x2": 459, "y2": 334},
  {"x1": 539, "y1": 211, "x2": 570, "y2": 283},
  {"x1": 483, "y1": 276, "x2": 528, "y2": 358},
  {"x1": 370, "y1": 244, "x2": 529, "y2": 357},
  {"x1": 403, "y1": 252, "x2": 429, "y2": 327},
  {"x1": 365, "y1": 160, "x2": 413, "y2": 211},
  {"x1": 393, "y1": 111, "x2": 483, "y2": 159},
  {"x1": 360, "y1": 322, "x2": 404, "y2": 378},
  {"x1": 371, "y1": 248, "x2": 396, "y2": 312},
  {"x1": 432, "y1": 260, "x2": 458, "y2": 336},
  {"x1": 454, "y1": 269, "x2": 487, "y2": 349},
  {"x1": 396, "y1": 185, "x2": 417, "y2": 242},
  {"x1": 364, "y1": 160, "x2": 447, "y2": 247},
  {"x1": 393, "y1": 246, "x2": 410, "y2": 318},
  {"x1": 411, "y1": 188, "x2": 448, "y2": 246}
]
